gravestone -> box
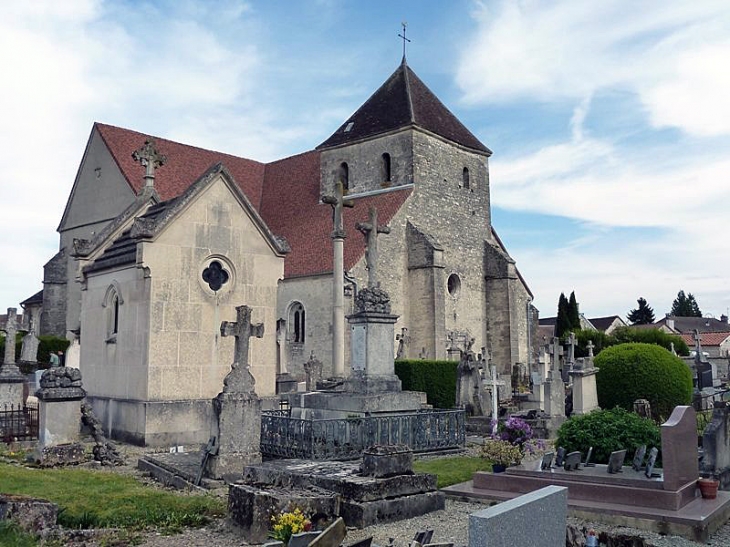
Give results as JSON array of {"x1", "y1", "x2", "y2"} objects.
[
  {"x1": 555, "y1": 447, "x2": 566, "y2": 467},
  {"x1": 65, "y1": 335, "x2": 81, "y2": 369},
  {"x1": 607, "y1": 450, "x2": 626, "y2": 474},
  {"x1": 468, "y1": 486, "x2": 567, "y2": 547},
  {"x1": 0, "y1": 308, "x2": 26, "y2": 406},
  {"x1": 563, "y1": 451, "x2": 581, "y2": 471},
  {"x1": 304, "y1": 351, "x2": 324, "y2": 391},
  {"x1": 569, "y1": 344, "x2": 600, "y2": 415},
  {"x1": 633, "y1": 399, "x2": 652, "y2": 419},
  {"x1": 206, "y1": 305, "x2": 263, "y2": 480},
  {"x1": 362, "y1": 445, "x2": 413, "y2": 478},
  {"x1": 661, "y1": 406, "x2": 699, "y2": 491},
  {"x1": 584, "y1": 446, "x2": 594, "y2": 467},
  {"x1": 701, "y1": 403, "x2": 730, "y2": 487},
  {"x1": 540, "y1": 452, "x2": 554, "y2": 470},
  {"x1": 456, "y1": 353, "x2": 486, "y2": 416},
  {"x1": 19, "y1": 318, "x2": 39, "y2": 364},
  {"x1": 645, "y1": 447, "x2": 659, "y2": 478},
  {"x1": 309, "y1": 517, "x2": 347, "y2": 547},
  {"x1": 632, "y1": 445, "x2": 647, "y2": 471},
  {"x1": 563, "y1": 332, "x2": 577, "y2": 383}
]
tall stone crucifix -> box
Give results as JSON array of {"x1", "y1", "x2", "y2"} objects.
[
  {"x1": 356, "y1": 206, "x2": 390, "y2": 288},
  {"x1": 220, "y1": 305, "x2": 264, "y2": 394},
  {"x1": 322, "y1": 182, "x2": 354, "y2": 378},
  {"x1": 132, "y1": 138, "x2": 167, "y2": 190}
]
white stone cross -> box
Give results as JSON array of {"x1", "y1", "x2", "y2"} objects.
[{"x1": 322, "y1": 181, "x2": 355, "y2": 239}]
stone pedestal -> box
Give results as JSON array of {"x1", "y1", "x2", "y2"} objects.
[
  {"x1": 206, "y1": 391, "x2": 262, "y2": 480},
  {"x1": 0, "y1": 369, "x2": 25, "y2": 407},
  {"x1": 347, "y1": 311, "x2": 400, "y2": 392},
  {"x1": 569, "y1": 365, "x2": 600, "y2": 415},
  {"x1": 35, "y1": 368, "x2": 86, "y2": 447}
]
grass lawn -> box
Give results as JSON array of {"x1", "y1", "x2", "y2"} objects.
[
  {"x1": 0, "y1": 462, "x2": 226, "y2": 532},
  {"x1": 413, "y1": 456, "x2": 492, "y2": 488}
]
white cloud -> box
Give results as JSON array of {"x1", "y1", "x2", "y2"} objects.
[{"x1": 458, "y1": 0, "x2": 730, "y2": 137}]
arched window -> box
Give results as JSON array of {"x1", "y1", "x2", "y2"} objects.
[
  {"x1": 338, "y1": 162, "x2": 349, "y2": 192},
  {"x1": 290, "y1": 302, "x2": 306, "y2": 344},
  {"x1": 462, "y1": 167, "x2": 470, "y2": 189},
  {"x1": 381, "y1": 153, "x2": 392, "y2": 182},
  {"x1": 103, "y1": 282, "x2": 124, "y2": 343}
]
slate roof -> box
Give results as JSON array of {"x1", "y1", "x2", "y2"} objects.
[
  {"x1": 20, "y1": 290, "x2": 43, "y2": 307},
  {"x1": 655, "y1": 316, "x2": 730, "y2": 334},
  {"x1": 317, "y1": 59, "x2": 491, "y2": 154},
  {"x1": 588, "y1": 316, "x2": 626, "y2": 332},
  {"x1": 679, "y1": 332, "x2": 730, "y2": 347}
]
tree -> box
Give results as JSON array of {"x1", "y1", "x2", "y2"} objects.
[
  {"x1": 627, "y1": 297, "x2": 655, "y2": 325},
  {"x1": 567, "y1": 291, "x2": 580, "y2": 330},
  {"x1": 556, "y1": 293, "x2": 571, "y2": 338},
  {"x1": 670, "y1": 290, "x2": 702, "y2": 317}
]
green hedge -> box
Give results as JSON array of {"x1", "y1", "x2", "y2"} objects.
[
  {"x1": 0, "y1": 334, "x2": 69, "y2": 369},
  {"x1": 595, "y1": 343, "x2": 693, "y2": 421},
  {"x1": 395, "y1": 359, "x2": 457, "y2": 409},
  {"x1": 572, "y1": 327, "x2": 689, "y2": 358},
  {"x1": 557, "y1": 407, "x2": 662, "y2": 465}
]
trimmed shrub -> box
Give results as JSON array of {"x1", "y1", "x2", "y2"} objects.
[
  {"x1": 595, "y1": 343, "x2": 692, "y2": 421},
  {"x1": 395, "y1": 360, "x2": 457, "y2": 408},
  {"x1": 610, "y1": 327, "x2": 689, "y2": 356},
  {"x1": 556, "y1": 407, "x2": 662, "y2": 465}
]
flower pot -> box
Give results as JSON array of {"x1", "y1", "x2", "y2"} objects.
[
  {"x1": 698, "y1": 478, "x2": 719, "y2": 500},
  {"x1": 492, "y1": 464, "x2": 507, "y2": 473}
]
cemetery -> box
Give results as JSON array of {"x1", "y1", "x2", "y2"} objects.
[{"x1": 2, "y1": 45, "x2": 730, "y2": 547}]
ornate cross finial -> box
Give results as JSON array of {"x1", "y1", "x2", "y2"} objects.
[
  {"x1": 322, "y1": 181, "x2": 355, "y2": 239},
  {"x1": 398, "y1": 22, "x2": 411, "y2": 59},
  {"x1": 220, "y1": 305, "x2": 264, "y2": 393},
  {"x1": 356, "y1": 206, "x2": 390, "y2": 288},
  {"x1": 132, "y1": 138, "x2": 167, "y2": 190}
]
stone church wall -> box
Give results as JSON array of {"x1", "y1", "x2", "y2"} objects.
[{"x1": 142, "y1": 177, "x2": 283, "y2": 401}]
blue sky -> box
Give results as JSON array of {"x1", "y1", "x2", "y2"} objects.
[{"x1": 1, "y1": 0, "x2": 729, "y2": 321}]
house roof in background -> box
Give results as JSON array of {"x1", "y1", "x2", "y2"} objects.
[
  {"x1": 679, "y1": 331, "x2": 730, "y2": 347},
  {"x1": 655, "y1": 315, "x2": 730, "y2": 333},
  {"x1": 588, "y1": 315, "x2": 626, "y2": 331}
]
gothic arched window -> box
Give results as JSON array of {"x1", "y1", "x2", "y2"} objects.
[
  {"x1": 338, "y1": 162, "x2": 349, "y2": 192},
  {"x1": 462, "y1": 167, "x2": 470, "y2": 189},
  {"x1": 103, "y1": 282, "x2": 124, "y2": 343},
  {"x1": 289, "y1": 302, "x2": 306, "y2": 344},
  {"x1": 381, "y1": 153, "x2": 392, "y2": 182}
]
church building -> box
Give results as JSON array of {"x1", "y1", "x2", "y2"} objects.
[{"x1": 37, "y1": 59, "x2": 537, "y2": 445}]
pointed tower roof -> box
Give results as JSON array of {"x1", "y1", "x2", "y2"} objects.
[{"x1": 318, "y1": 59, "x2": 491, "y2": 154}]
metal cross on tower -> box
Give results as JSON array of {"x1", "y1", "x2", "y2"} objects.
[{"x1": 398, "y1": 22, "x2": 411, "y2": 59}]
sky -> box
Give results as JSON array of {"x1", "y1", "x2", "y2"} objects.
[{"x1": 1, "y1": 0, "x2": 729, "y2": 322}]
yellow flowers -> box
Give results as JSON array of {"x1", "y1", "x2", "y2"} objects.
[{"x1": 270, "y1": 508, "x2": 312, "y2": 544}]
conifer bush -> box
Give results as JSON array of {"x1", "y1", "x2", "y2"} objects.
[{"x1": 595, "y1": 343, "x2": 692, "y2": 421}]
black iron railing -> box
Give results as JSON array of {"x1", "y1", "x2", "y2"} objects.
[
  {"x1": 260, "y1": 409, "x2": 465, "y2": 460},
  {"x1": 0, "y1": 402, "x2": 39, "y2": 442}
]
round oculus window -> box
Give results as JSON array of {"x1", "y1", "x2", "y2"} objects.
[{"x1": 447, "y1": 273, "x2": 461, "y2": 298}]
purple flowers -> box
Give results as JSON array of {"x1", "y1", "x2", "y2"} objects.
[{"x1": 497, "y1": 416, "x2": 533, "y2": 447}]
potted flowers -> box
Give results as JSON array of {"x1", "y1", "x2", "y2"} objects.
[{"x1": 481, "y1": 439, "x2": 523, "y2": 472}]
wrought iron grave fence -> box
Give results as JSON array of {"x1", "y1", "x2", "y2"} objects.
[
  {"x1": 0, "y1": 402, "x2": 39, "y2": 442},
  {"x1": 261, "y1": 408, "x2": 465, "y2": 460}
]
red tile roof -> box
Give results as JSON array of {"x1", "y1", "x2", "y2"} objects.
[
  {"x1": 94, "y1": 124, "x2": 412, "y2": 279},
  {"x1": 96, "y1": 123, "x2": 266, "y2": 207},
  {"x1": 260, "y1": 150, "x2": 411, "y2": 277},
  {"x1": 679, "y1": 332, "x2": 730, "y2": 347}
]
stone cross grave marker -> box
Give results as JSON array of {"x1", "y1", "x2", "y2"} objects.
[
  {"x1": 548, "y1": 337, "x2": 563, "y2": 376},
  {"x1": 220, "y1": 305, "x2": 264, "y2": 393},
  {"x1": 20, "y1": 317, "x2": 39, "y2": 364},
  {"x1": 356, "y1": 206, "x2": 390, "y2": 289},
  {"x1": 132, "y1": 138, "x2": 166, "y2": 189}
]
